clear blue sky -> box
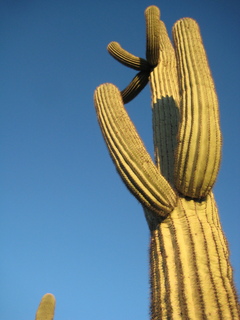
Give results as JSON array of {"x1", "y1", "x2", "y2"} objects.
[{"x1": 1, "y1": 1, "x2": 239, "y2": 319}]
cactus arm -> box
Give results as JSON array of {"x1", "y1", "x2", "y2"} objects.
[
  {"x1": 107, "y1": 42, "x2": 151, "y2": 71},
  {"x1": 94, "y1": 83, "x2": 177, "y2": 216},
  {"x1": 106, "y1": 5, "x2": 161, "y2": 105},
  {"x1": 107, "y1": 6, "x2": 160, "y2": 71},
  {"x1": 120, "y1": 71, "x2": 150, "y2": 104},
  {"x1": 35, "y1": 293, "x2": 55, "y2": 320},
  {"x1": 173, "y1": 18, "x2": 222, "y2": 198}
]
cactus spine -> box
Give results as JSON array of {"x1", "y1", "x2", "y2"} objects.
[{"x1": 94, "y1": 5, "x2": 239, "y2": 320}]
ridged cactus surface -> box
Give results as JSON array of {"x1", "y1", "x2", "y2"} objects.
[
  {"x1": 94, "y1": 5, "x2": 239, "y2": 320},
  {"x1": 172, "y1": 18, "x2": 222, "y2": 198}
]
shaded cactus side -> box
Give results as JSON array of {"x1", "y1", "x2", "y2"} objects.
[{"x1": 94, "y1": 5, "x2": 240, "y2": 320}]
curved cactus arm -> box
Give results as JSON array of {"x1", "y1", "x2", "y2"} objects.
[
  {"x1": 107, "y1": 42, "x2": 151, "y2": 71},
  {"x1": 94, "y1": 83, "x2": 177, "y2": 216},
  {"x1": 173, "y1": 18, "x2": 222, "y2": 199},
  {"x1": 105, "y1": 5, "x2": 161, "y2": 106},
  {"x1": 107, "y1": 6, "x2": 160, "y2": 71},
  {"x1": 121, "y1": 71, "x2": 150, "y2": 104},
  {"x1": 35, "y1": 293, "x2": 55, "y2": 320}
]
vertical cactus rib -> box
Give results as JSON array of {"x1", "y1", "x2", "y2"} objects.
[
  {"x1": 150, "y1": 230, "x2": 168, "y2": 320},
  {"x1": 150, "y1": 231, "x2": 162, "y2": 319},
  {"x1": 168, "y1": 215, "x2": 191, "y2": 319},
  {"x1": 173, "y1": 18, "x2": 222, "y2": 198},
  {"x1": 94, "y1": 83, "x2": 177, "y2": 216},
  {"x1": 35, "y1": 293, "x2": 55, "y2": 320},
  {"x1": 107, "y1": 42, "x2": 151, "y2": 71},
  {"x1": 145, "y1": 6, "x2": 161, "y2": 67}
]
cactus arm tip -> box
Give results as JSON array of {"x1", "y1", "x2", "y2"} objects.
[{"x1": 145, "y1": 5, "x2": 161, "y2": 67}]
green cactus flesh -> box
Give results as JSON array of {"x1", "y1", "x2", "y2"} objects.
[{"x1": 94, "y1": 5, "x2": 240, "y2": 320}]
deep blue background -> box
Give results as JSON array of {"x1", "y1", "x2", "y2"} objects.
[{"x1": 1, "y1": 1, "x2": 239, "y2": 319}]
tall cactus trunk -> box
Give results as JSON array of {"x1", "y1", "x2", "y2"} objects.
[
  {"x1": 148, "y1": 195, "x2": 238, "y2": 319},
  {"x1": 94, "y1": 5, "x2": 240, "y2": 319}
]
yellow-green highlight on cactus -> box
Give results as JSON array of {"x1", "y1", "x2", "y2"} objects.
[
  {"x1": 35, "y1": 293, "x2": 55, "y2": 320},
  {"x1": 173, "y1": 18, "x2": 222, "y2": 199},
  {"x1": 94, "y1": 5, "x2": 240, "y2": 319}
]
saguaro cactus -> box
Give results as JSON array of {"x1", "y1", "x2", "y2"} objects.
[{"x1": 94, "y1": 5, "x2": 239, "y2": 320}]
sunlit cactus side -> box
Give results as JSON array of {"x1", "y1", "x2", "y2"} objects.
[
  {"x1": 35, "y1": 293, "x2": 55, "y2": 320},
  {"x1": 94, "y1": 5, "x2": 240, "y2": 320}
]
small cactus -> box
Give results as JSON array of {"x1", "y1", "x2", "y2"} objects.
[
  {"x1": 94, "y1": 5, "x2": 240, "y2": 319},
  {"x1": 35, "y1": 294, "x2": 55, "y2": 320}
]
